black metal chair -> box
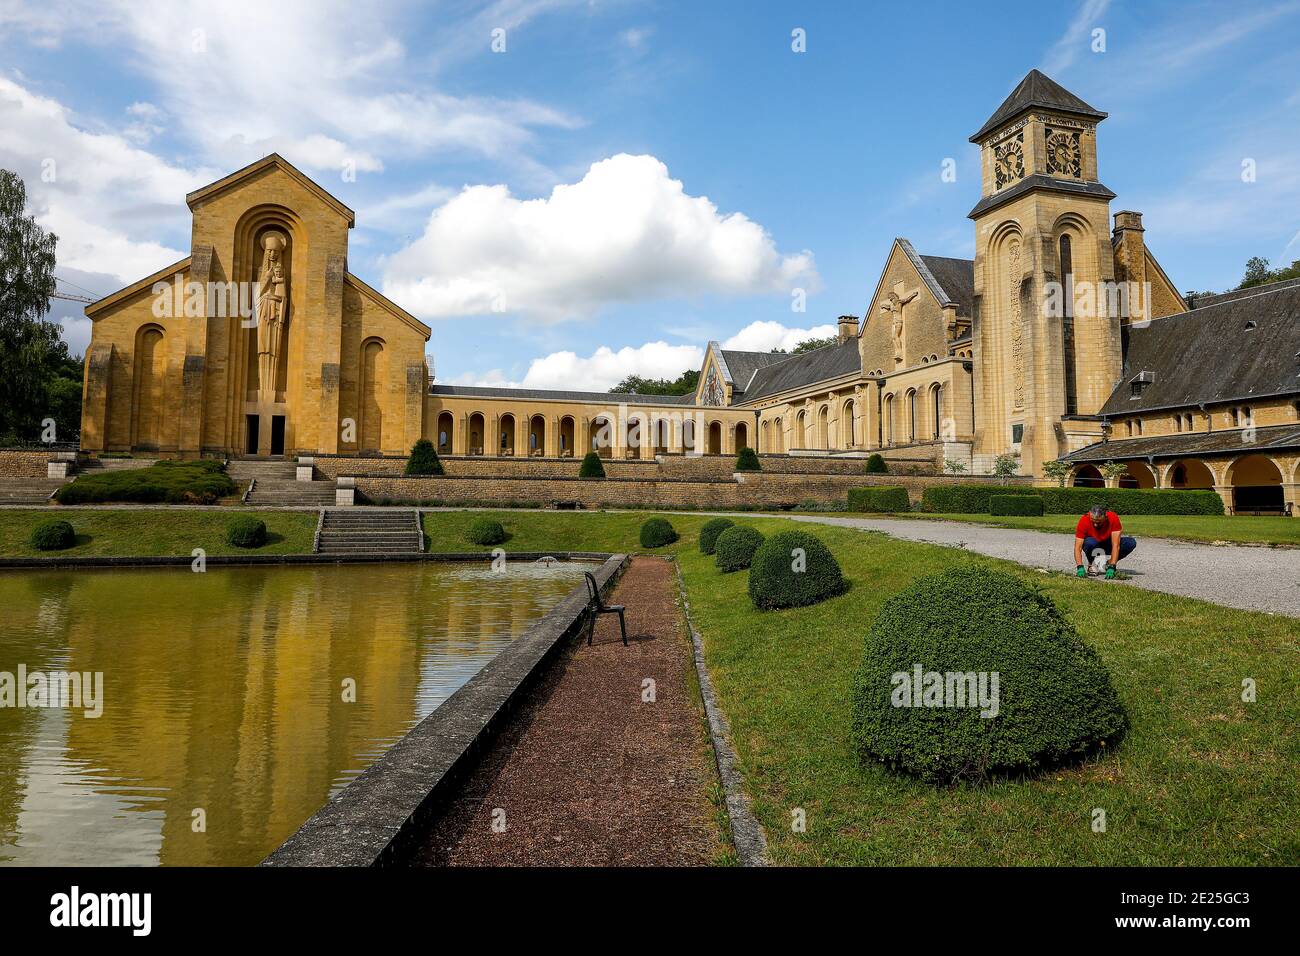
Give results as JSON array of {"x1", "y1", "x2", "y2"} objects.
[{"x1": 584, "y1": 571, "x2": 627, "y2": 646}]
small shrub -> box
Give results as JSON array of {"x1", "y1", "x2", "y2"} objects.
[
  {"x1": 29, "y1": 519, "x2": 75, "y2": 551},
  {"x1": 735, "y1": 447, "x2": 761, "y2": 472},
  {"x1": 715, "y1": 526, "x2": 764, "y2": 572},
  {"x1": 865, "y1": 453, "x2": 889, "y2": 474},
  {"x1": 404, "y1": 439, "x2": 444, "y2": 476},
  {"x1": 578, "y1": 452, "x2": 606, "y2": 478},
  {"x1": 992, "y1": 452, "x2": 1021, "y2": 479},
  {"x1": 850, "y1": 566, "x2": 1127, "y2": 784},
  {"x1": 748, "y1": 530, "x2": 847, "y2": 610},
  {"x1": 990, "y1": 494, "x2": 1044, "y2": 516},
  {"x1": 639, "y1": 517, "x2": 678, "y2": 548},
  {"x1": 698, "y1": 517, "x2": 735, "y2": 554},
  {"x1": 466, "y1": 517, "x2": 507, "y2": 545},
  {"x1": 225, "y1": 516, "x2": 267, "y2": 548},
  {"x1": 54, "y1": 459, "x2": 235, "y2": 505},
  {"x1": 847, "y1": 486, "x2": 910, "y2": 513}
]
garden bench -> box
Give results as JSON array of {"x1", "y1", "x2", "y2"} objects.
[{"x1": 583, "y1": 571, "x2": 627, "y2": 646}]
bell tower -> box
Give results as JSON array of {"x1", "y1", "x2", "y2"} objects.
[{"x1": 967, "y1": 69, "x2": 1122, "y2": 477}]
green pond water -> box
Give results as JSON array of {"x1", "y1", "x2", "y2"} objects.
[{"x1": 0, "y1": 560, "x2": 590, "y2": 866}]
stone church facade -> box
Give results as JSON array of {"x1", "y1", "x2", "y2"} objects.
[{"x1": 80, "y1": 70, "x2": 1300, "y2": 514}]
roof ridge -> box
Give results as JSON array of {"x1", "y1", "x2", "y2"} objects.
[{"x1": 1181, "y1": 280, "x2": 1300, "y2": 314}]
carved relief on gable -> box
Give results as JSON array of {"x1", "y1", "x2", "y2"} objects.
[
  {"x1": 701, "y1": 366, "x2": 726, "y2": 406},
  {"x1": 1008, "y1": 238, "x2": 1025, "y2": 411}
]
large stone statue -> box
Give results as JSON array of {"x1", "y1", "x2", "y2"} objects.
[
  {"x1": 255, "y1": 231, "x2": 288, "y2": 396},
  {"x1": 880, "y1": 281, "x2": 918, "y2": 365}
]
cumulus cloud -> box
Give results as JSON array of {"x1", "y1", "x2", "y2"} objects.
[
  {"x1": 382, "y1": 153, "x2": 818, "y2": 320},
  {"x1": 722, "y1": 320, "x2": 838, "y2": 352},
  {"x1": 450, "y1": 340, "x2": 705, "y2": 391}
]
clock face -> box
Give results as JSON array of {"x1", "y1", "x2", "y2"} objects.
[
  {"x1": 994, "y1": 133, "x2": 1025, "y2": 189},
  {"x1": 1046, "y1": 128, "x2": 1082, "y2": 177}
]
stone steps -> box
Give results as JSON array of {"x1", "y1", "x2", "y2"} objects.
[
  {"x1": 0, "y1": 478, "x2": 65, "y2": 505},
  {"x1": 316, "y1": 508, "x2": 422, "y2": 554},
  {"x1": 244, "y1": 477, "x2": 334, "y2": 506}
]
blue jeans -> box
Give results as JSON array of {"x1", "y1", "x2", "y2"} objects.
[{"x1": 1082, "y1": 535, "x2": 1137, "y2": 562}]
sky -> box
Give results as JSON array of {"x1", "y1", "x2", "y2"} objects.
[{"x1": 3, "y1": 0, "x2": 1299, "y2": 390}]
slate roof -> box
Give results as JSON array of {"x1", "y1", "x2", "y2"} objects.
[
  {"x1": 970, "y1": 69, "x2": 1107, "y2": 143},
  {"x1": 428, "y1": 384, "x2": 695, "y2": 405},
  {"x1": 1186, "y1": 276, "x2": 1300, "y2": 310},
  {"x1": 1101, "y1": 281, "x2": 1300, "y2": 416},
  {"x1": 967, "y1": 174, "x2": 1116, "y2": 219},
  {"x1": 736, "y1": 339, "x2": 862, "y2": 405},
  {"x1": 1063, "y1": 424, "x2": 1300, "y2": 463},
  {"x1": 918, "y1": 254, "x2": 975, "y2": 316},
  {"x1": 717, "y1": 349, "x2": 790, "y2": 398}
]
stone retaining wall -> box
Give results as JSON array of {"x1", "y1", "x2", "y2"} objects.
[{"x1": 0, "y1": 450, "x2": 53, "y2": 478}]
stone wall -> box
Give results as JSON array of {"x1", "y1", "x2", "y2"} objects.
[{"x1": 0, "y1": 450, "x2": 53, "y2": 478}]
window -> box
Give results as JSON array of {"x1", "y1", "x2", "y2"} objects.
[
  {"x1": 1011, "y1": 423, "x2": 1024, "y2": 444},
  {"x1": 1174, "y1": 415, "x2": 1182, "y2": 432},
  {"x1": 1136, "y1": 419, "x2": 1144, "y2": 436},
  {"x1": 1059, "y1": 234, "x2": 1078, "y2": 415}
]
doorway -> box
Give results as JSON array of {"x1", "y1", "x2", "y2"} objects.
[
  {"x1": 271, "y1": 415, "x2": 286, "y2": 456},
  {"x1": 245, "y1": 415, "x2": 259, "y2": 455}
]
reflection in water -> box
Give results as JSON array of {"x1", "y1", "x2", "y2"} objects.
[{"x1": 0, "y1": 561, "x2": 590, "y2": 866}]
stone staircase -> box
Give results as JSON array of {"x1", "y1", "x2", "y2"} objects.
[
  {"x1": 227, "y1": 457, "x2": 336, "y2": 508},
  {"x1": 0, "y1": 478, "x2": 65, "y2": 505},
  {"x1": 315, "y1": 508, "x2": 423, "y2": 555}
]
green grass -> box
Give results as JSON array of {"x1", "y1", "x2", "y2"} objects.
[
  {"x1": 425, "y1": 509, "x2": 1300, "y2": 865},
  {"x1": 54, "y1": 459, "x2": 238, "y2": 505},
  {"x1": 900, "y1": 512, "x2": 1300, "y2": 547},
  {"x1": 0, "y1": 509, "x2": 317, "y2": 557}
]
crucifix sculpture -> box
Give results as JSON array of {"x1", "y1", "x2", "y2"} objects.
[{"x1": 879, "y1": 280, "x2": 918, "y2": 365}]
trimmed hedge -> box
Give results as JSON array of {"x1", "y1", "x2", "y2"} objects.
[
  {"x1": 465, "y1": 517, "x2": 507, "y2": 545},
  {"x1": 865, "y1": 453, "x2": 889, "y2": 474},
  {"x1": 29, "y1": 519, "x2": 75, "y2": 551},
  {"x1": 404, "y1": 439, "x2": 444, "y2": 476},
  {"x1": 735, "y1": 447, "x2": 761, "y2": 472},
  {"x1": 54, "y1": 459, "x2": 236, "y2": 505},
  {"x1": 921, "y1": 482, "x2": 1224, "y2": 516},
  {"x1": 578, "y1": 452, "x2": 606, "y2": 478},
  {"x1": 715, "y1": 526, "x2": 764, "y2": 573},
  {"x1": 639, "y1": 517, "x2": 679, "y2": 548},
  {"x1": 990, "y1": 494, "x2": 1045, "y2": 516},
  {"x1": 748, "y1": 529, "x2": 847, "y2": 610},
  {"x1": 850, "y1": 565, "x2": 1127, "y2": 784},
  {"x1": 225, "y1": 516, "x2": 268, "y2": 548},
  {"x1": 847, "y1": 486, "x2": 910, "y2": 513},
  {"x1": 698, "y1": 517, "x2": 735, "y2": 554}
]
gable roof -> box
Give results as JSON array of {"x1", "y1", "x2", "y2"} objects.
[
  {"x1": 345, "y1": 273, "x2": 431, "y2": 340},
  {"x1": 1187, "y1": 275, "x2": 1300, "y2": 311},
  {"x1": 1101, "y1": 282, "x2": 1300, "y2": 416},
  {"x1": 1063, "y1": 423, "x2": 1300, "y2": 463},
  {"x1": 85, "y1": 256, "x2": 191, "y2": 317},
  {"x1": 718, "y1": 349, "x2": 790, "y2": 398},
  {"x1": 185, "y1": 153, "x2": 355, "y2": 225},
  {"x1": 917, "y1": 253, "x2": 975, "y2": 316},
  {"x1": 970, "y1": 69, "x2": 1106, "y2": 143},
  {"x1": 736, "y1": 339, "x2": 862, "y2": 405}
]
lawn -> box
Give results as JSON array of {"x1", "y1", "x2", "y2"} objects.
[
  {"x1": 426, "y1": 509, "x2": 1300, "y2": 865},
  {"x1": 0, "y1": 509, "x2": 318, "y2": 557},
  {"x1": 897, "y1": 512, "x2": 1300, "y2": 547}
]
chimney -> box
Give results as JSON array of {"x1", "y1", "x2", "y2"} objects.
[
  {"x1": 1112, "y1": 210, "x2": 1148, "y2": 323},
  {"x1": 837, "y1": 314, "x2": 860, "y2": 344}
]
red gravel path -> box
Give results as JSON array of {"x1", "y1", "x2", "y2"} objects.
[{"x1": 413, "y1": 557, "x2": 722, "y2": 866}]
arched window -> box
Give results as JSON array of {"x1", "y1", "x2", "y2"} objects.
[
  {"x1": 932, "y1": 384, "x2": 942, "y2": 440},
  {"x1": 906, "y1": 389, "x2": 917, "y2": 442},
  {"x1": 1059, "y1": 233, "x2": 1078, "y2": 416}
]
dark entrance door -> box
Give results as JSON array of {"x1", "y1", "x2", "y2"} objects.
[
  {"x1": 245, "y1": 415, "x2": 259, "y2": 455},
  {"x1": 271, "y1": 416, "x2": 286, "y2": 456}
]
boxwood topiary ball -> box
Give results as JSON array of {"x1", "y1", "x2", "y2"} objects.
[
  {"x1": 639, "y1": 517, "x2": 678, "y2": 548},
  {"x1": 29, "y1": 519, "x2": 75, "y2": 551},
  {"x1": 714, "y1": 525, "x2": 764, "y2": 573},
  {"x1": 698, "y1": 517, "x2": 735, "y2": 554},
  {"x1": 747, "y1": 529, "x2": 846, "y2": 609},
  {"x1": 465, "y1": 517, "x2": 507, "y2": 545},
  {"x1": 850, "y1": 565, "x2": 1127, "y2": 784},
  {"x1": 225, "y1": 516, "x2": 267, "y2": 548}
]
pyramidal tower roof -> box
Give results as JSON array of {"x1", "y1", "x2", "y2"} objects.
[{"x1": 969, "y1": 69, "x2": 1106, "y2": 143}]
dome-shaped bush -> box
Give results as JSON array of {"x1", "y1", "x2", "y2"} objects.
[
  {"x1": 698, "y1": 517, "x2": 735, "y2": 554},
  {"x1": 865, "y1": 453, "x2": 889, "y2": 474},
  {"x1": 29, "y1": 518, "x2": 75, "y2": 551},
  {"x1": 405, "y1": 438, "x2": 444, "y2": 476},
  {"x1": 850, "y1": 565, "x2": 1127, "y2": 784},
  {"x1": 715, "y1": 526, "x2": 764, "y2": 572},
  {"x1": 735, "y1": 447, "x2": 761, "y2": 472},
  {"x1": 639, "y1": 517, "x2": 678, "y2": 548},
  {"x1": 578, "y1": 452, "x2": 606, "y2": 478},
  {"x1": 225, "y1": 516, "x2": 267, "y2": 548},
  {"x1": 747, "y1": 529, "x2": 846, "y2": 609},
  {"x1": 465, "y1": 517, "x2": 507, "y2": 545}
]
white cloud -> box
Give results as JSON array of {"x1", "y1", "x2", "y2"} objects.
[
  {"x1": 721, "y1": 320, "x2": 838, "y2": 353},
  {"x1": 450, "y1": 340, "x2": 705, "y2": 391},
  {"x1": 1041, "y1": 0, "x2": 1110, "y2": 75},
  {"x1": 382, "y1": 153, "x2": 818, "y2": 321}
]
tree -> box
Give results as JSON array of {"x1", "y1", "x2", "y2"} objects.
[
  {"x1": 1237, "y1": 256, "x2": 1300, "y2": 291},
  {"x1": 992, "y1": 452, "x2": 1020, "y2": 479},
  {"x1": 1099, "y1": 460, "x2": 1129, "y2": 484},
  {"x1": 404, "y1": 438, "x2": 444, "y2": 475},
  {"x1": 943, "y1": 458, "x2": 968, "y2": 474},
  {"x1": 0, "y1": 169, "x2": 67, "y2": 445},
  {"x1": 1040, "y1": 459, "x2": 1071, "y2": 488},
  {"x1": 769, "y1": 335, "x2": 837, "y2": 356},
  {"x1": 610, "y1": 369, "x2": 699, "y2": 396}
]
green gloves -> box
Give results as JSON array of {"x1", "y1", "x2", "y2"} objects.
[
  {"x1": 1076, "y1": 565, "x2": 1087, "y2": 578},
  {"x1": 1105, "y1": 567, "x2": 1116, "y2": 579}
]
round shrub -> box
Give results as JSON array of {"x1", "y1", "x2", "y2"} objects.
[
  {"x1": 748, "y1": 530, "x2": 847, "y2": 609},
  {"x1": 225, "y1": 516, "x2": 267, "y2": 548},
  {"x1": 465, "y1": 517, "x2": 507, "y2": 545},
  {"x1": 714, "y1": 526, "x2": 764, "y2": 573},
  {"x1": 29, "y1": 519, "x2": 75, "y2": 551},
  {"x1": 405, "y1": 438, "x2": 444, "y2": 476},
  {"x1": 698, "y1": 517, "x2": 735, "y2": 554},
  {"x1": 578, "y1": 451, "x2": 606, "y2": 478},
  {"x1": 735, "y1": 447, "x2": 761, "y2": 472},
  {"x1": 639, "y1": 517, "x2": 678, "y2": 549},
  {"x1": 850, "y1": 566, "x2": 1127, "y2": 784},
  {"x1": 865, "y1": 453, "x2": 889, "y2": 474}
]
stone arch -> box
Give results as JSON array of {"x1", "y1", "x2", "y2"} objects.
[
  {"x1": 989, "y1": 221, "x2": 1026, "y2": 417},
  {"x1": 1120, "y1": 460, "x2": 1157, "y2": 489},
  {"x1": 652, "y1": 417, "x2": 671, "y2": 454},
  {"x1": 882, "y1": 393, "x2": 895, "y2": 445},
  {"x1": 771, "y1": 417, "x2": 784, "y2": 454},
  {"x1": 131, "y1": 323, "x2": 166, "y2": 450},
  {"x1": 1227, "y1": 454, "x2": 1284, "y2": 513},
  {"x1": 840, "y1": 398, "x2": 856, "y2": 448},
  {"x1": 1164, "y1": 457, "x2": 1214, "y2": 489},
  {"x1": 816, "y1": 405, "x2": 829, "y2": 449},
  {"x1": 559, "y1": 416, "x2": 576, "y2": 456},
  {"x1": 930, "y1": 383, "x2": 943, "y2": 440},
  {"x1": 497, "y1": 413, "x2": 516, "y2": 456},
  {"x1": 707, "y1": 420, "x2": 723, "y2": 455},
  {"x1": 1072, "y1": 463, "x2": 1104, "y2": 487},
  {"x1": 436, "y1": 411, "x2": 454, "y2": 454},
  {"x1": 794, "y1": 409, "x2": 808, "y2": 449},
  {"x1": 358, "y1": 337, "x2": 386, "y2": 452},
  {"x1": 905, "y1": 388, "x2": 918, "y2": 443},
  {"x1": 467, "y1": 412, "x2": 485, "y2": 455},
  {"x1": 589, "y1": 415, "x2": 613, "y2": 457},
  {"x1": 528, "y1": 414, "x2": 545, "y2": 456},
  {"x1": 234, "y1": 204, "x2": 306, "y2": 404},
  {"x1": 735, "y1": 421, "x2": 749, "y2": 452}
]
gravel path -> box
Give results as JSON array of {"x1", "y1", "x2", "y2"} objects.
[
  {"x1": 767, "y1": 515, "x2": 1300, "y2": 618},
  {"x1": 412, "y1": 557, "x2": 721, "y2": 866}
]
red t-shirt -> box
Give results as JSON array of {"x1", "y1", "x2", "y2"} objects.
[{"x1": 1076, "y1": 511, "x2": 1122, "y2": 540}]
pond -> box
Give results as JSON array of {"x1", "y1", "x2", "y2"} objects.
[{"x1": 0, "y1": 559, "x2": 591, "y2": 866}]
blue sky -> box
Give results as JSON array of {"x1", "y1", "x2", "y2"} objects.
[{"x1": 3, "y1": 0, "x2": 1298, "y2": 388}]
